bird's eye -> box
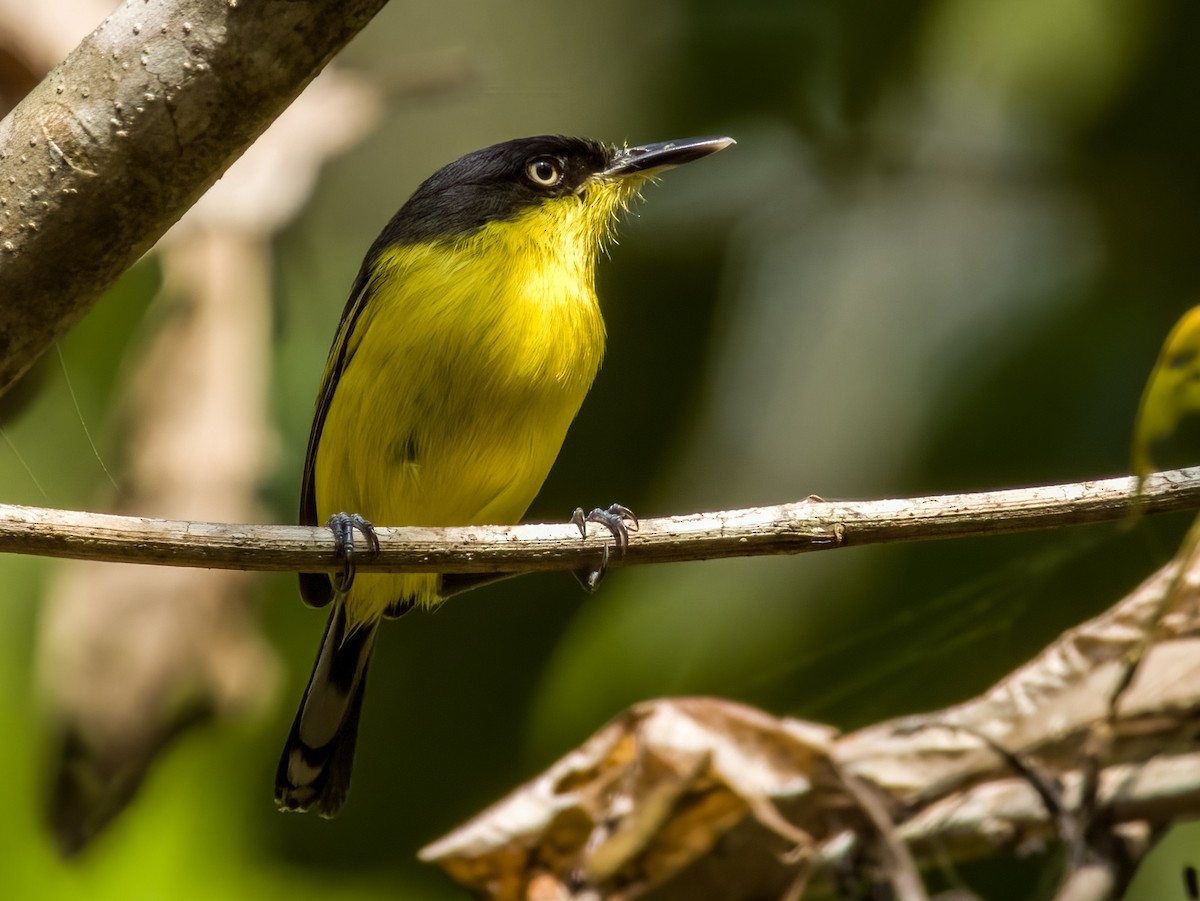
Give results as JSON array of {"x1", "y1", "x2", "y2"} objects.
[{"x1": 526, "y1": 156, "x2": 563, "y2": 187}]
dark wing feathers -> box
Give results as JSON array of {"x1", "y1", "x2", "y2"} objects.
[{"x1": 298, "y1": 263, "x2": 378, "y2": 608}]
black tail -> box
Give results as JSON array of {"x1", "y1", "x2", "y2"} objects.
[{"x1": 275, "y1": 600, "x2": 379, "y2": 817}]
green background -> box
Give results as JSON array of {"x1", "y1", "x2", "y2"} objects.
[{"x1": 3, "y1": 0, "x2": 1200, "y2": 897}]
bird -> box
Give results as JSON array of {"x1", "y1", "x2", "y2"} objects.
[{"x1": 274, "y1": 133, "x2": 734, "y2": 816}]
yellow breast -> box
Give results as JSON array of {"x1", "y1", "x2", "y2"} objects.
[{"x1": 314, "y1": 195, "x2": 608, "y2": 617}]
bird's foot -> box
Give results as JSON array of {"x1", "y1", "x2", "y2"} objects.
[
  {"x1": 326, "y1": 512, "x2": 380, "y2": 595},
  {"x1": 570, "y1": 503, "x2": 639, "y2": 592}
]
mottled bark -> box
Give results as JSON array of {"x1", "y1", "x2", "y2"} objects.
[{"x1": 0, "y1": 0, "x2": 389, "y2": 394}]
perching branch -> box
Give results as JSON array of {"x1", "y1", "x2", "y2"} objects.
[
  {"x1": 0, "y1": 0, "x2": 389, "y2": 395},
  {"x1": 1, "y1": 467, "x2": 1197, "y2": 575}
]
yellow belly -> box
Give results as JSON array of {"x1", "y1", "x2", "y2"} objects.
[{"x1": 314, "y1": 213, "x2": 606, "y2": 621}]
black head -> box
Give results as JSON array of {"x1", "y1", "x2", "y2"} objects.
[{"x1": 373, "y1": 135, "x2": 614, "y2": 250}]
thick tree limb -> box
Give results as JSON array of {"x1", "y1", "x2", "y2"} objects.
[
  {"x1": 0, "y1": 0, "x2": 389, "y2": 395},
  {"x1": 0, "y1": 467, "x2": 1196, "y2": 575}
]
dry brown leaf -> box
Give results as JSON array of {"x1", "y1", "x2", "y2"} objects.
[
  {"x1": 423, "y1": 529, "x2": 1200, "y2": 899},
  {"x1": 421, "y1": 699, "x2": 837, "y2": 900}
]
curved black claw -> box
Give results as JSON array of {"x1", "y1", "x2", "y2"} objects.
[
  {"x1": 326, "y1": 512, "x2": 379, "y2": 595},
  {"x1": 573, "y1": 545, "x2": 610, "y2": 593},
  {"x1": 571, "y1": 503, "x2": 639, "y2": 549},
  {"x1": 570, "y1": 504, "x2": 638, "y2": 593}
]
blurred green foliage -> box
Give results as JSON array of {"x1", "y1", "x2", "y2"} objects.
[{"x1": 3, "y1": 0, "x2": 1200, "y2": 897}]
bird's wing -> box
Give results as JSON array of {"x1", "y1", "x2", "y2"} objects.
[{"x1": 298, "y1": 264, "x2": 377, "y2": 607}]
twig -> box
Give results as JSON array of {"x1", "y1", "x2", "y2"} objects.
[
  {"x1": 831, "y1": 751, "x2": 1200, "y2": 881},
  {"x1": 0, "y1": 468, "x2": 1197, "y2": 575}
]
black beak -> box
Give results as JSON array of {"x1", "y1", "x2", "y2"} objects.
[{"x1": 602, "y1": 135, "x2": 735, "y2": 178}]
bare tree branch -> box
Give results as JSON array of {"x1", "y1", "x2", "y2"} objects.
[
  {"x1": 0, "y1": 0, "x2": 389, "y2": 395},
  {"x1": 0, "y1": 467, "x2": 1196, "y2": 575}
]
